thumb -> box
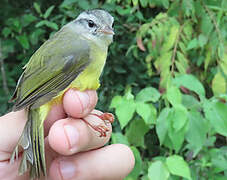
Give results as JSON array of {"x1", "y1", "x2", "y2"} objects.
[{"x1": 63, "y1": 89, "x2": 98, "y2": 118}]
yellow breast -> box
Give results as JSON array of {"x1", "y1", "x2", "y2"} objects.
[
  {"x1": 69, "y1": 43, "x2": 107, "y2": 91},
  {"x1": 47, "y1": 43, "x2": 107, "y2": 106}
]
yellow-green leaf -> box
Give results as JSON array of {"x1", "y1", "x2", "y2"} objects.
[
  {"x1": 166, "y1": 155, "x2": 192, "y2": 180},
  {"x1": 212, "y1": 72, "x2": 226, "y2": 95},
  {"x1": 148, "y1": 161, "x2": 170, "y2": 180},
  {"x1": 161, "y1": 25, "x2": 179, "y2": 52}
]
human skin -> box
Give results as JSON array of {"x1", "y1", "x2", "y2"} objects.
[{"x1": 0, "y1": 89, "x2": 135, "y2": 180}]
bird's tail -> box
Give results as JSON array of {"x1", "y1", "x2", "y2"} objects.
[{"x1": 10, "y1": 108, "x2": 46, "y2": 179}]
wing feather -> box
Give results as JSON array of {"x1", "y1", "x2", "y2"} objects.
[{"x1": 12, "y1": 31, "x2": 90, "y2": 111}]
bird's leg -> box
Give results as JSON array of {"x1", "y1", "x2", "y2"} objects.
[{"x1": 82, "y1": 113, "x2": 114, "y2": 137}]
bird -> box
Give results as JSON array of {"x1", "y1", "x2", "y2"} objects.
[{"x1": 9, "y1": 9, "x2": 114, "y2": 179}]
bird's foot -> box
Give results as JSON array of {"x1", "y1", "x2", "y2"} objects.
[
  {"x1": 91, "y1": 112, "x2": 114, "y2": 125},
  {"x1": 83, "y1": 113, "x2": 114, "y2": 137}
]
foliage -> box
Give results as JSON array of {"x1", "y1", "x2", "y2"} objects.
[{"x1": 0, "y1": 0, "x2": 227, "y2": 179}]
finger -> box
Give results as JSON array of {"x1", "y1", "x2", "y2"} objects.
[
  {"x1": 63, "y1": 89, "x2": 98, "y2": 118},
  {"x1": 48, "y1": 110, "x2": 112, "y2": 155},
  {"x1": 44, "y1": 104, "x2": 66, "y2": 136},
  {"x1": 0, "y1": 110, "x2": 26, "y2": 160},
  {"x1": 49, "y1": 144, "x2": 135, "y2": 180}
]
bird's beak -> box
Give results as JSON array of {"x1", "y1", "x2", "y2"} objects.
[{"x1": 98, "y1": 26, "x2": 115, "y2": 35}]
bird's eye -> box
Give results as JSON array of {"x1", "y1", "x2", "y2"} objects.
[{"x1": 88, "y1": 20, "x2": 95, "y2": 28}]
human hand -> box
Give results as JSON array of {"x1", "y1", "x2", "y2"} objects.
[{"x1": 0, "y1": 89, "x2": 135, "y2": 180}]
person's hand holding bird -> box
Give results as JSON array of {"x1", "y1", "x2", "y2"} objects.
[{"x1": 0, "y1": 89, "x2": 135, "y2": 180}]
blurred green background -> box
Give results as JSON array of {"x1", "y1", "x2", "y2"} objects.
[{"x1": 1, "y1": 0, "x2": 227, "y2": 179}]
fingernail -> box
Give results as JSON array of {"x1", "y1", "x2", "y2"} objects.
[
  {"x1": 64, "y1": 125, "x2": 79, "y2": 152},
  {"x1": 75, "y1": 91, "x2": 90, "y2": 112},
  {"x1": 59, "y1": 160, "x2": 76, "y2": 179}
]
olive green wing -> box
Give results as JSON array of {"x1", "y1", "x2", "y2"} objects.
[{"x1": 11, "y1": 35, "x2": 90, "y2": 111}]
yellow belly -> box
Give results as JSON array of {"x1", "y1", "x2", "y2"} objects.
[{"x1": 38, "y1": 44, "x2": 107, "y2": 122}]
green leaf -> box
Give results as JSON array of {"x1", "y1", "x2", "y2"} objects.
[
  {"x1": 110, "y1": 95, "x2": 123, "y2": 109},
  {"x1": 156, "y1": 108, "x2": 171, "y2": 145},
  {"x1": 35, "y1": 20, "x2": 46, "y2": 27},
  {"x1": 16, "y1": 35, "x2": 30, "y2": 49},
  {"x1": 167, "y1": 106, "x2": 188, "y2": 152},
  {"x1": 168, "y1": 0, "x2": 180, "y2": 17},
  {"x1": 166, "y1": 155, "x2": 192, "y2": 180},
  {"x1": 2, "y1": 27, "x2": 11, "y2": 37},
  {"x1": 36, "y1": 20, "x2": 58, "y2": 30},
  {"x1": 132, "y1": 0, "x2": 138, "y2": 6},
  {"x1": 161, "y1": 25, "x2": 179, "y2": 52},
  {"x1": 220, "y1": 61, "x2": 227, "y2": 76},
  {"x1": 141, "y1": 175, "x2": 149, "y2": 180},
  {"x1": 175, "y1": 61, "x2": 186, "y2": 74},
  {"x1": 125, "y1": 147, "x2": 142, "y2": 180},
  {"x1": 30, "y1": 29, "x2": 45, "y2": 45},
  {"x1": 111, "y1": 132, "x2": 130, "y2": 146},
  {"x1": 45, "y1": 21, "x2": 58, "y2": 30},
  {"x1": 186, "y1": 109, "x2": 208, "y2": 156},
  {"x1": 116, "y1": 6, "x2": 131, "y2": 15},
  {"x1": 198, "y1": 34, "x2": 208, "y2": 48},
  {"x1": 176, "y1": 51, "x2": 189, "y2": 72},
  {"x1": 186, "y1": 38, "x2": 198, "y2": 50},
  {"x1": 116, "y1": 98, "x2": 136, "y2": 129},
  {"x1": 172, "y1": 105, "x2": 188, "y2": 131},
  {"x1": 113, "y1": 65, "x2": 127, "y2": 73},
  {"x1": 155, "y1": 51, "x2": 172, "y2": 88},
  {"x1": 125, "y1": 87, "x2": 134, "y2": 100},
  {"x1": 182, "y1": 0, "x2": 194, "y2": 17},
  {"x1": 148, "y1": 161, "x2": 170, "y2": 180},
  {"x1": 44, "y1": 5, "x2": 55, "y2": 19},
  {"x1": 201, "y1": 12, "x2": 213, "y2": 36},
  {"x1": 136, "y1": 87, "x2": 161, "y2": 103},
  {"x1": 183, "y1": 22, "x2": 193, "y2": 40},
  {"x1": 204, "y1": 50, "x2": 212, "y2": 71},
  {"x1": 182, "y1": 94, "x2": 200, "y2": 109},
  {"x1": 212, "y1": 72, "x2": 226, "y2": 96},
  {"x1": 110, "y1": 91, "x2": 136, "y2": 129},
  {"x1": 21, "y1": 14, "x2": 37, "y2": 27},
  {"x1": 34, "y1": 2, "x2": 41, "y2": 14},
  {"x1": 126, "y1": 118, "x2": 149, "y2": 147},
  {"x1": 1, "y1": 39, "x2": 16, "y2": 55},
  {"x1": 210, "y1": 147, "x2": 227, "y2": 173},
  {"x1": 136, "y1": 102, "x2": 157, "y2": 124},
  {"x1": 161, "y1": 0, "x2": 169, "y2": 9},
  {"x1": 60, "y1": 0, "x2": 78, "y2": 7},
  {"x1": 178, "y1": 42, "x2": 187, "y2": 54},
  {"x1": 173, "y1": 74, "x2": 205, "y2": 97},
  {"x1": 218, "y1": 43, "x2": 225, "y2": 60},
  {"x1": 140, "y1": 0, "x2": 148, "y2": 8},
  {"x1": 78, "y1": 0, "x2": 90, "y2": 10},
  {"x1": 8, "y1": 18, "x2": 22, "y2": 33},
  {"x1": 204, "y1": 100, "x2": 227, "y2": 136},
  {"x1": 166, "y1": 85, "x2": 182, "y2": 106}
]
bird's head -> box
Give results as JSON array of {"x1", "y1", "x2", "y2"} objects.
[{"x1": 68, "y1": 9, "x2": 114, "y2": 47}]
